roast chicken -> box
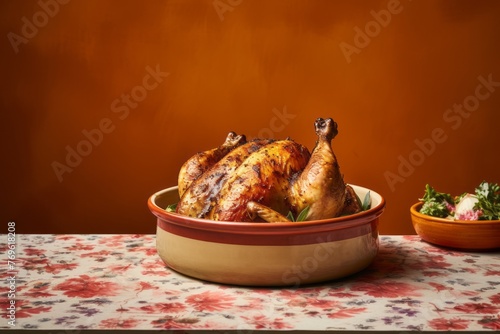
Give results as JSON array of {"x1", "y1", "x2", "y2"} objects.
[{"x1": 176, "y1": 118, "x2": 362, "y2": 222}]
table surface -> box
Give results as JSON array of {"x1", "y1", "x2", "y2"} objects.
[{"x1": 1, "y1": 234, "x2": 500, "y2": 332}]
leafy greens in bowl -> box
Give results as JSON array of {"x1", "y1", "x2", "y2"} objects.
[{"x1": 419, "y1": 181, "x2": 500, "y2": 221}]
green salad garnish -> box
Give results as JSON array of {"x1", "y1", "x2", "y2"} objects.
[
  {"x1": 419, "y1": 181, "x2": 500, "y2": 221},
  {"x1": 165, "y1": 203, "x2": 177, "y2": 212}
]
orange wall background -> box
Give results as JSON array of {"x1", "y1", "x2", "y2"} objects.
[{"x1": 1, "y1": 0, "x2": 499, "y2": 235}]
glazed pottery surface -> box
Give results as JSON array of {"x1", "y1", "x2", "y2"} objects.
[
  {"x1": 410, "y1": 202, "x2": 500, "y2": 251},
  {"x1": 149, "y1": 185, "x2": 385, "y2": 286}
]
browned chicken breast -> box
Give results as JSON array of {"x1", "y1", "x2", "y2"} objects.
[
  {"x1": 176, "y1": 139, "x2": 272, "y2": 218},
  {"x1": 209, "y1": 139, "x2": 310, "y2": 222}
]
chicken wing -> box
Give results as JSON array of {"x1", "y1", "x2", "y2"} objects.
[{"x1": 177, "y1": 131, "x2": 246, "y2": 197}]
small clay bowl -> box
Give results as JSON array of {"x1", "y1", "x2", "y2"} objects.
[{"x1": 410, "y1": 202, "x2": 500, "y2": 250}]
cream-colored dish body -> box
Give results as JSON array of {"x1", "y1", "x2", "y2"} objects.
[{"x1": 156, "y1": 227, "x2": 378, "y2": 286}]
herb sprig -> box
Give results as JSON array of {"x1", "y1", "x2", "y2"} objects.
[
  {"x1": 418, "y1": 184, "x2": 454, "y2": 218},
  {"x1": 474, "y1": 182, "x2": 500, "y2": 220},
  {"x1": 287, "y1": 206, "x2": 310, "y2": 222},
  {"x1": 165, "y1": 203, "x2": 177, "y2": 212}
]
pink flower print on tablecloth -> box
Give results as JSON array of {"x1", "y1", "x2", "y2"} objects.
[
  {"x1": 236, "y1": 297, "x2": 267, "y2": 311},
  {"x1": 108, "y1": 264, "x2": 133, "y2": 273},
  {"x1": 186, "y1": 291, "x2": 236, "y2": 312},
  {"x1": 55, "y1": 235, "x2": 83, "y2": 241},
  {"x1": 427, "y1": 282, "x2": 449, "y2": 292},
  {"x1": 350, "y1": 281, "x2": 421, "y2": 298},
  {"x1": 65, "y1": 243, "x2": 95, "y2": 251},
  {"x1": 24, "y1": 248, "x2": 46, "y2": 256},
  {"x1": 99, "y1": 317, "x2": 143, "y2": 328},
  {"x1": 53, "y1": 274, "x2": 119, "y2": 298},
  {"x1": 135, "y1": 281, "x2": 159, "y2": 293},
  {"x1": 485, "y1": 268, "x2": 500, "y2": 276},
  {"x1": 489, "y1": 293, "x2": 500, "y2": 304},
  {"x1": 151, "y1": 316, "x2": 202, "y2": 329},
  {"x1": 478, "y1": 316, "x2": 500, "y2": 330},
  {"x1": 44, "y1": 262, "x2": 78, "y2": 274},
  {"x1": 141, "y1": 259, "x2": 170, "y2": 276},
  {"x1": 411, "y1": 255, "x2": 453, "y2": 271},
  {"x1": 328, "y1": 291, "x2": 359, "y2": 298},
  {"x1": 80, "y1": 250, "x2": 112, "y2": 258},
  {"x1": 429, "y1": 317, "x2": 471, "y2": 330},
  {"x1": 287, "y1": 296, "x2": 338, "y2": 309},
  {"x1": 134, "y1": 302, "x2": 186, "y2": 314},
  {"x1": 240, "y1": 314, "x2": 293, "y2": 330},
  {"x1": 422, "y1": 270, "x2": 448, "y2": 277},
  {"x1": 327, "y1": 307, "x2": 368, "y2": 319},
  {"x1": 453, "y1": 302, "x2": 500, "y2": 314},
  {"x1": 23, "y1": 281, "x2": 56, "y2": 298},
  {"x1": 20, "y1": 256, "x2": 50, "y2": 272},
  {"x1": 98, "y1": 234, "x2": 146, "y2": 247},
  {"x1": 0, "y1": 299, "x2": 51, "y2": 319},
  {"x1": 284, "y1": 294, "x2": 366, "y2": 319},
  {"x1": 128, "y1": 246, "x2": 157, "y2": 256}
]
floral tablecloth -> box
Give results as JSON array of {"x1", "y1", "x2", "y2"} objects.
[{"x1": 1, "y1": 234, "x2": 500, "y2": 331}]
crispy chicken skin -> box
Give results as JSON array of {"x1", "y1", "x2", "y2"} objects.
[
  {"x1": 289, "y1": 118, "x2": 346, "y2": 220},
  {"x1": 209, "y1": 140, "x2": 310, "y2": 222},
  {"x1": 176, "y1": 139, "x2": 272, "y2": 218},
  {"x1": 341, "y1": 184, "x2": 363, "y2": 216},
  {"x1": 176, "y1": 118, "x2": 361, "y2": 222},
  {"x1": 177, "y1": 131, "x2": 246, "y2": 197}
]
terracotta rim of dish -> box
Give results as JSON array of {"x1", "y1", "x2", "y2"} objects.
[
  {"x1": 149, "y1": 185, "x2": 386, "y2": 235},
  {"x1": 410, "y1": 202, "x2": 500, "y2": 225}
]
